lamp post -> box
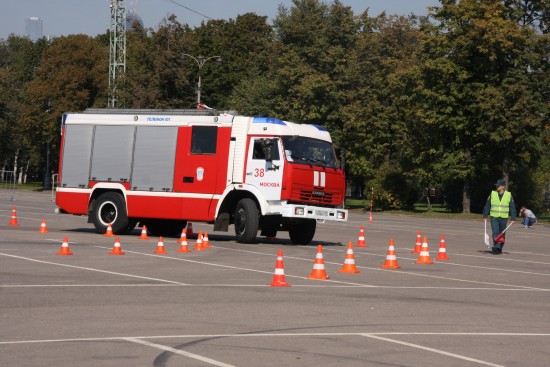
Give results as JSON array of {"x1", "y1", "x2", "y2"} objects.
[
  {"x1": 43, "y1": 99, "x2": 52, "y2": 191},
  {"x1": 182, "y1": 54, "x2": 222, "y2": 106}
]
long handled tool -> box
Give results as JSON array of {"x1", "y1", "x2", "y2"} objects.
[
  {"x1": 494, "y1": 222, "x2": 514, "y2": 244},
  {"x1": 484, "y1": 220, "x2": 491, "y2": 248}
]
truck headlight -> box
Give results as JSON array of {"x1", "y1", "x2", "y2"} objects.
[
  {"x1": 295, "y1": 207, "x2": 305, "y2": 215},
  {"x1": 337, "y1": 211, "x2": 346, "y2": 220}
]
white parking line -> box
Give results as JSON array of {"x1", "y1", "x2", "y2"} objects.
[
  {"x1": 403, "y1": 249, "x2": 550, "y2": 265},
  {"x1": 209, "y1": 245, "x2": 550, "y2": 291},
  {"x1": 125, "y1": 337, "x2": 237, "y2": 367},
  {"x1": 1, "y1": 331, "x2": 548, "y2": 343},
  {"x1": 1, "y1": 284, "x2": 547, "y2": 291},
  {"x1": 0, "y1": 252, "x2": 190, "y2": 285},
  {"x1": 361, "y1": 334, "x2": 506, "y2": 367},
  {"x1": 2, "y1": 247, "x2": 548, "y2": 292}
]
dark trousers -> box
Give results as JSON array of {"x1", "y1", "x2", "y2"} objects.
[{"x1": 490, "y1": 216, "x2": 507, "y2": 250}]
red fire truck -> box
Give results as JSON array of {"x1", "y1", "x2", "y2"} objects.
[{"x1": 55, "y1": 109, "x2": 348, "y2": 244}]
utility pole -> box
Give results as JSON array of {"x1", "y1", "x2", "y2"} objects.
[
  {"x1": 182, "y1": 54, "x2": 222, "y2": 107},
  {"x1": 108, "y1": 0, "x2": 126, "y2": 108}
]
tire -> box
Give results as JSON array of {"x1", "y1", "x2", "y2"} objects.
[
  {"x1": 234, "y1": 198, "x2": 259, "y2": 243},
  {"x1": 91, "y1": 192, "x2": 128, "y2": 235},
  {"x1": 289, "y1": 219, "x2": 316, "y2": 245}
]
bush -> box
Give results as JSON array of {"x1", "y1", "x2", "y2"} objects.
[{"x1": 372, "y1": 189, "x2": 402, "y2": 211}]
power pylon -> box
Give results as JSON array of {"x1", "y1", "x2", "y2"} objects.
[{"x1": 108, "y1": 0, "x2": 126, "y2": 108}]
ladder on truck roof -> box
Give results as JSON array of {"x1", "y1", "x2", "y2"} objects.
[{"x1": 84, "y1": 108, "x2": 238, "y2": 116}]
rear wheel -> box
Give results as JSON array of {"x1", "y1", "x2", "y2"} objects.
[
  {"x1": 90, "y1": 192, "x2": 128, "y2": 235},
  {"x1": 289, "y1": 219, "x2": 316, "y2": 245},
  {"x1": 234, "y1": 198, "x2": 259, "y2": 243}
]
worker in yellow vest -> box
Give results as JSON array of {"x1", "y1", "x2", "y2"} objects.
[{"x1": 482, "y1": 179, "x2": 516, "y2": 254}]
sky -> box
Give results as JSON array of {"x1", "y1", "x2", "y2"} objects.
[{"x1": 1, "y1": 0, "x2": 440, "y2": 40}]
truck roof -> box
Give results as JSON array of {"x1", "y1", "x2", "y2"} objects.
[{"x1": 63, "y1": 109, "x2": 332, "y2": 142}]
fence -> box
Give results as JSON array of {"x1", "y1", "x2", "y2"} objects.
[
  {"x1": 51, "y1": 173, "x2": 58, "y2": 201},
  {"x1": 0, "y1": 170, "x2": 16, "y2": 201}
]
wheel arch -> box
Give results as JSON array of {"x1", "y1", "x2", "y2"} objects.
[
  {"x1": 87, "y1": 183, "x2": 128, "y2": 216},
  {"x1": 215, "y1": 184, "x2": 267, "y2": 223}
]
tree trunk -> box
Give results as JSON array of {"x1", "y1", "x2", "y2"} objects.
[
  {"x1": 23, "y1": 161, "x2": 30, "y2": 183},
  {"x1": 13, "y1": 150, "x2": 19, "y2": 184},
  {"x1": 462, "y1": 147, "x2": 471, "y2": 213},
  {"x1": 462, "y1": 179, "x2": 471, "y2": 213},
  {"x1": 502, "y1": 145, "x2": 511, "y2": 189}
]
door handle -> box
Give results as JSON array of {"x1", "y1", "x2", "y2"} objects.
[{"x1": 183, "y1": 177, "x2": 194, "y2": 183}]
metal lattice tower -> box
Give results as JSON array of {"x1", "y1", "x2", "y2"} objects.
[{"x1": 108, "y1": 0, "x2": 127, "y2": 108}]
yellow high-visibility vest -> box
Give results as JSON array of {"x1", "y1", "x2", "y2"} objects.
[{"x1": 490, "y1": 191, "x2": 511, "y2": 218}]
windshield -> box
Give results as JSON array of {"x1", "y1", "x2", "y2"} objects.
[{"x1": 282, "y1": 136, "x2": 338, "y2": 169}]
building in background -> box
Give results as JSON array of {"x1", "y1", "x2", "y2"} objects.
[{"x1": 25, "y1": 16, "x2": 43, "y2": 41}]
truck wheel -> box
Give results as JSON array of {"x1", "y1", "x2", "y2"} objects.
[
  {"x1": 289, "y1": 219, "x2": 316, "y2": 245},
  {"x1": 234, "y1": 198, "x2": 259, "y2": 243},
  {"x1": 91, "y1": 192, "x2": 129, "y2": 235}
]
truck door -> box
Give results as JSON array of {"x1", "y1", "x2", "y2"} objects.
[
  {"x1": 177, "y1": 125, "x2": 221, "y2": 219},
  {"x1": 245, "y1": 138, "x2": 284, "y2": 200}
]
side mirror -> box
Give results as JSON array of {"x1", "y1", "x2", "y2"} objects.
[{"x1": 263, "y1": 139, "x2": 276, "y2": 162}]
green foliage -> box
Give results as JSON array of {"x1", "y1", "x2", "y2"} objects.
[
  {"x1": 0, "y1": 0, "x2": 547, "y2": 212},
  {"x1": 364, "y1": 163, "x2": 418, "y2": 210},
  {"x1": 371, "y1": 189, "x2": 402, "y2": 211}
]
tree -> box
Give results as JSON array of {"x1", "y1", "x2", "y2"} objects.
[
  {"x1": 0, "y1": 36, "x2": 48, "y2": 181},
  {"x1": 192, "y1": 13, "x2": 274, "y2": 109},
  {"x1": 340, "y1": 14, "x2": 425, "y2": 207},
  {"x1": 22, "y1": 35, "x2": 107, "y2": 179},
  {"x1": 419, "y1": 0, "x2": 548, "y2": 212}
]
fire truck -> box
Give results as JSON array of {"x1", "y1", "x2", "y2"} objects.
[{"x1": 55, "y1": 109, "x2": 348, "y2": 244}]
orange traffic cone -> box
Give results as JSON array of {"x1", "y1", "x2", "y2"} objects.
[
  {"x1": 368, "y1": 211, "x2": 373, "y2": 223},
  {"x1": 416, "y1": 236, "x2": 434, "y2": 264},
  {"x1": 8, "y1": 206, "x2": 19, "y2": 226},
  {"x1": 203, "y1": 232, "x2": 211, "y2": 249},
  {"x1": 176, "y1": 236, "x2": 192, "y2": 253},
  {"x1": 38, "y1": 218, "x2": 48, "y2": 233},
  {"x1": 109, "y1": 236, "x2": 125, "y2": 255},
  {"x1": 381, "y1": 239, "x2": 401, "y2": 269},
  {"x1": 193, "y1": 231, "x2": 204, "y2": 251},
  {"x1": 411, "y1": 230, "x2": 422, "y2": 254},
  {"x1": 177, "y1": 228, "x2": 187, "y2": 243},
  {"x1": 138, "y1": 225, "x2": 150, "y2": 240},
  {"x1": 268, "y1": 249, "x2": 291, "y2": 287},
  {"x1": 436, "y1": 234, "x2": 449, "y2": 260},
  {"x1": 356, "y1": 226, "x2": 367, "y2": 247},
  {"x1": 338, "y1": 241, "x2": 360, "y2": 273},
  {"x1": 307, "y1": 245, "x2": 330, "y2": 280},
  {"x1": 103, "y1": 222, "x2": 115, "y2": 237},
  {"x1": 186, "y1": 222, "x2": 194, "y2": 236},
  {"x1": 154, "y1": 236, "x2": 167, "y2": 254},
  {"x1": 57, "y1": 236, "x2": 73, "y2": 255}
]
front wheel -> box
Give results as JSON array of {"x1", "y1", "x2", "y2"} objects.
[
  {"x1": 90, "y1": 192, "x2": 129, "y2": 235},
  {"x1": 289, "y1": 219, "x2": 316, "y2": 245},
  {"x1": 234, "y1": 198, "x2": 259, "y2": 243}
]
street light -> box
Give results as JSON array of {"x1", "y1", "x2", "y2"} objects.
[
  {"x1": 182, "y1": 54, "x2": 222, "y2": 106},
  {"x1": 43, "y1": 99, "x2": 52, "y2": 191}
]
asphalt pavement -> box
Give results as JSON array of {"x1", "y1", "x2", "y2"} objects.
[{"x1": 1, "y1": 189, "x2": 549, "y2": 367}]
